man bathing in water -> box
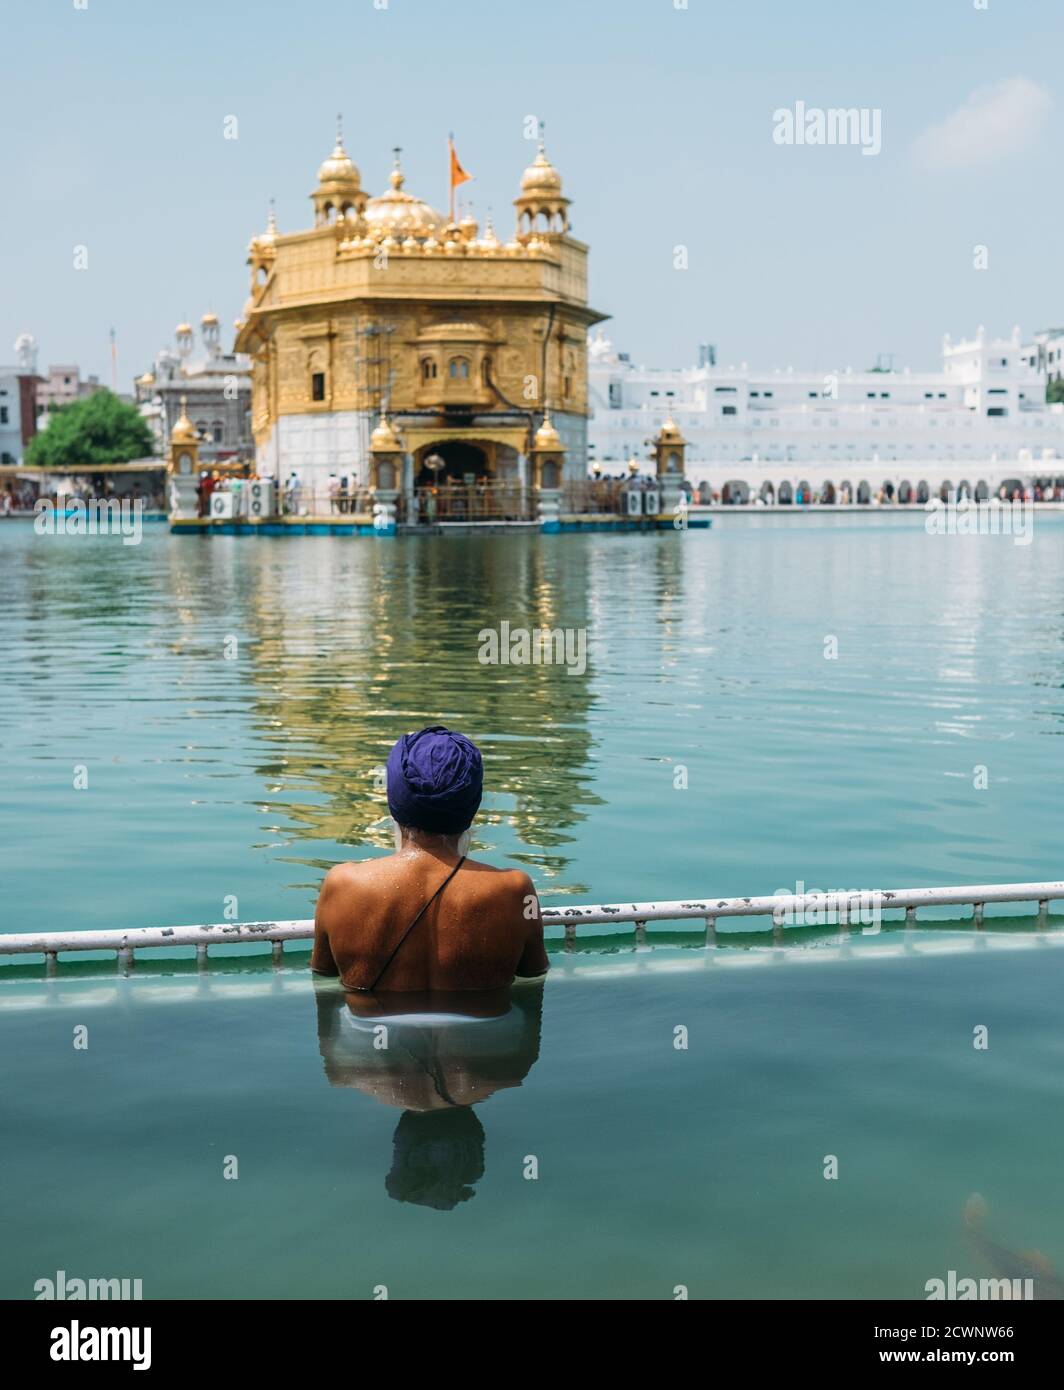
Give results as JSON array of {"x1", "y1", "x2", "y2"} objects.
[{"x1": 312, "y1": 726, "x2": 549, "y2": 995}]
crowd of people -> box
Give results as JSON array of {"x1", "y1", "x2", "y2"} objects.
[
  {"x1": 2, "y1": 479, "x2": 163, "y2": 516},
  {"x1": 699, "y1": 481, "x2": 1064, "y2": 506},
  {"x1": 1, "y1": 484, "x2": 37, "y2": 514}
]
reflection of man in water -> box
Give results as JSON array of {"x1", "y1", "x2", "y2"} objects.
[
  {"x1": 314, "y1": 977, "x2": 545, "y2": 1210},
  {"x1": 312, "y1": 726, "x2": 549, "y2": 993}
]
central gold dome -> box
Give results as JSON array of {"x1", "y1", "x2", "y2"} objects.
[{"x1": 363, "y1": 163, "x2": 443, "y2": 237}]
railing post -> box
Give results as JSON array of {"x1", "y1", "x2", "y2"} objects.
[
  {"x1": 704, "y1": 915, "x2": 716, "y2": 948},
  {"x1": 973, "y1": 902, "x2": 984, "y2": 928},
  {"x1": 271, "y1": 941, "x2": 284, "y2": 966},
  {"x1": 1037, "y1": 899, "x2": 1048, "y2": 930},
  {"x1": 905, "y1": 906, "x2": 916, "y2": 927},
  {"x1": 564, "y1": 922, "x2": 576, "y2": 948},
  {"x1": 634, "y1": 920, "x2": 648, "y2": 948}
]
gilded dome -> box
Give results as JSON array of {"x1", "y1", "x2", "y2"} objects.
[
  {"x1": 318, "y1": 130, "x2": 360, "y2": 188},
  {"x1": 657, "y1": 415, "x2": 686, "y2": 444},
  {"x1": 364, "y1": 164, "x2": 443, "y2": 237},
  {"x1": 533, "y1": 412, "x2": 562, "y2": 450},
  {"x1": 175, "y1": 322, "x2": 193, "y2": 337},
  {"x1": 254, "y1": 201, "x2": 279, "y2": 247},
  {"x1": 170, "y1": 398, "x2": 198, "y2": 445},
  {"x1": 201, "y1": 311, "x2": 219, "y2": 327},
  {"x1": 520, "y1": 140, "x2": 563, "y2": 195},
  {"x1": 369, "y1": 414, "x2": 402, "y2": 451}
]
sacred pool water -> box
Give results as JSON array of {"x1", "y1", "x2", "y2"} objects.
[{"x1": 2, "y1": 513, "x2": 1063, "y2": 1298}]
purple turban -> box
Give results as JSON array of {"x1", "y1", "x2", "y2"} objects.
[{"x1": 387, "y1": 725, "x2": 483, "y2": 833}]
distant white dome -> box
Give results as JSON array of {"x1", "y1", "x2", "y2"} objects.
[{"x1": 14, "y1": 332, "x2": 37, "y2": 372}]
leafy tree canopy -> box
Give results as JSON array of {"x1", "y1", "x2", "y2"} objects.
[
  {"x1": 26, "y1": 389, "x2": 155, "y2": 469},
  {"x1": 1047, "y1": 376, "x2": 1064, "y2": 405}
]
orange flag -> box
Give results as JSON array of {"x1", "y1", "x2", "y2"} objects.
[{"x1": 448, "y1": 135, "x2": 472, "y2": 220}]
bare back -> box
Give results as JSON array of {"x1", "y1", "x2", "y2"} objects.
[{"x1": 312, "y1": 850, "x2": 549, "y2": 993}]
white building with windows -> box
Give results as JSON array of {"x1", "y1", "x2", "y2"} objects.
[
  {"x1": 135, "y1": 315, "x2": 253, "y2": 464},
  {"x1": 588, "y1": 326, "x2": 1064, "y2": 502},
  {"x1": 1021, "y1": 327, "x2": 1064, "y2": 386}
]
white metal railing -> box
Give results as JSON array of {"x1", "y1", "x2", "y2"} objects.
[{"x1": 0, "y1": 881, "x2": 1061, "y2": 969}]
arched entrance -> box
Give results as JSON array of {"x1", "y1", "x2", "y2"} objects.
[
  {"x1": 416, "y1": 440, "x2": 490, "y2": 487},
  {"x1": 722, "y1": 480, "x2": 750, "y2": 504}
]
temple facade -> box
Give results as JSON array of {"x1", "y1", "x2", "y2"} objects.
[{"x1": 233, "y1": 126, "x2": 607, "y2": 506}]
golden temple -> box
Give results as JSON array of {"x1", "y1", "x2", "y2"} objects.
[{"x1": 232, "y1": 122, "x2": 608, "y2": 506}]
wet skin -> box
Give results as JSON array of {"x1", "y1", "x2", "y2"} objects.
[{"x1": 311, "y1": 829, "x2": 550, "y2": 993}]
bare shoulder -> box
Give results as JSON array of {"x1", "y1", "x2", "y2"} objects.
[
  {"x1": 318, "y1": 858, "x2": 383, "y2": 899},
  {"x1": 464, "y1": 859, "x2": 537, "y2": 898}
]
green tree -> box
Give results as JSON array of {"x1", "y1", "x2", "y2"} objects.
[
  {"x1": 26, "y1": 390, "x2": 155, "y2": 469},
  {"x1": 1047, "y1": 376, "x2": 1064, "y2": 405}
]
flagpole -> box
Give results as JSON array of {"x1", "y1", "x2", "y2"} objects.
[{"x1": 448, "y1": 133, "x2": 455, "y2": 224}]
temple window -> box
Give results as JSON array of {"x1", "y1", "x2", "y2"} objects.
[
  {"x1": 482, "y1": 357, "x2": 492, "y2": 385},
  {"x1": 449, "y1": 357, "x2": 470, "y2": 380},
  {"x1": 311, "y1": 372, "x2": 326, "y2": 401}
]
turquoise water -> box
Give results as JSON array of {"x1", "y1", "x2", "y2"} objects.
[{"x1": 2, "y1": 515, "x2": 1064, "y2": 1298}]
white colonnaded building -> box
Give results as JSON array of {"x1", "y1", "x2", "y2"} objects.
[{"x1": 588, "y1": 326, "x2": 1064, "y2": 503}]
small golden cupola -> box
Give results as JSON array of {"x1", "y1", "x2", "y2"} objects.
[
  {"x1": 530, "y1": 410, "x2": 566, "y2": 489},
  {"x1": 363, "y1": 149, "x2": 444, "y2": 242},
  {"x1": 514, "y1": 137, "x2": 570, "y2": 239},
  {"x1": 651, "y1": 415, "x2": 688, "y2": 478},
  {"x1": 533, "y1": 412, "x2": 562, "y2": 451},
  {"x1": 311, "y1": 116, "x2": 367, "y2": 226},
  {"x1": 368, "y1": 412, "x2": 403, "y2": 491},
  {"x1": 170, "y1": 396, "x2": 198, "y2": 445},
  {"x1": 247, "y1": 201, "x2": 279, "y2": 298}
]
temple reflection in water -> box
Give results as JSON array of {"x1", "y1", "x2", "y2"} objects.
[
  {"x1": 226, "y1": 535, "x2": 630, "y2": 879},
  {"x1": 155, "y1": 520, "x2": 690, "y2": 890}
]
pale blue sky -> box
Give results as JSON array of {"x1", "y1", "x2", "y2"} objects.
[{"x1": 4, "y1": 0, "x2": 1061, "y2": 383}]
